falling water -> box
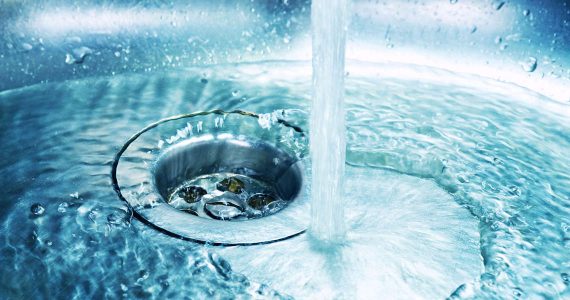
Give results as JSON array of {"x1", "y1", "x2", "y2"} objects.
[{"x1": 309, "y1": 0, "x2": 348, "y2": 242}]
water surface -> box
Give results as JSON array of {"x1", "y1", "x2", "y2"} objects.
[{"x1": 0, "y1": 61, "x2": 569, "y2": 299}]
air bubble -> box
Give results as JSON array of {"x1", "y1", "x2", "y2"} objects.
[{"x1": 450, "y1": 0, "x2": 458, "y2": 4}]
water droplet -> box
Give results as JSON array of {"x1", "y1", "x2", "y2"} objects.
[
  {"x1": 450, "y1": 0, "x2": 458, "y2": 4},
  {"x1": 457, "y1": 174, "x2": 470, "y2": 183},
  {"x1": 562, "y1": 273, "x2": 569, "y2": 285},
  {"x1": 470, "y1": 26, "x2": 477, "y2": 33},
  {"x1": 64, "y1": 54, "x2": 74, "y2": 64},
  {"x1": 45, "y1": 240, "x2": 53, "y2": 246},
  {"x1": 521, "y1": 57, "x2": 538, "y2": 72},
  {"x1": 21, "y1": 43, "x2": 33, "y2": 51},
  {"x1": 231, "y1": 90, "x2": 240, "y2": 97},
  {"x1": 200, "y1": 78, "x2": 208, "y2": 84},
  {"x1": 65, "y1": 47, "x2": 92, "y2": 65},
  {"x1": 58, "y1": 202, "x2": 69, "y2": 213},
  {"x1": 493, "y1": 1, "x2": 505, "y2": 10},
  {"x1": 258, "y1": 113, "x2": 277, "y2": 129},
  {"x1": 512, "y1": 287, "x2": 524, "y2": 298},
  {"x1": 64, "y1": 36, "x2": 82, "y2": 44},
  {"x1": 114, "y1": 51, "x2": 121, "y2": 57},
  {"x1": 70, "y1": 192, "x2": 79, "y2": 199},
  {"x1": 214, "y1": 116, "x2": 224, "y2": 128},
  {"x1": 30, "y1": 203, "x2": 45, "y2": 215},
  {"x1": 209, "y1": 253, "x2": 232, "y2": 279},
  {"x1": 523, "y1": 9, "x2": 530, "y2": 16}
]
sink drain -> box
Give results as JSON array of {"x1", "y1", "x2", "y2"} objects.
[
  {"x1": 112, "y1": 110, "x2": 309, "y2": 245},
  {"x1": 155, "y1": 136, "x2": 303, "y2": 221}
]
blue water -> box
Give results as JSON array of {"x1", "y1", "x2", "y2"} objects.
[{"x1": 0, "y1": 61, "x2": 569, "y2": 299}]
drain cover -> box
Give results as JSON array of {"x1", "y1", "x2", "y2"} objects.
[
  {"x1": 112, "y1": 110, "x2": 309, "y2": 245},
  {"x1": 155, "y1": 137, "x2": 302, "y2": 221}
]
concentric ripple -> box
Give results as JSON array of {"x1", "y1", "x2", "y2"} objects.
[{"x1": 0, "y1": 61, "x2": 569, "y2": 299}]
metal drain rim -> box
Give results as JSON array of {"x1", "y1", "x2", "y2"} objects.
[{"x1": 111, "y1": 109, "x2": 309, "y2": 245}]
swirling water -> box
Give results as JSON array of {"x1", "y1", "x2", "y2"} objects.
[{"x1": 0, "y1": 61, "x2": 569, "y2": 299}]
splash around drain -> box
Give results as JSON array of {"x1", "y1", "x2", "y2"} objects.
[{"x1": 112, "y1": 110, "x2": 309, "y2": 245}]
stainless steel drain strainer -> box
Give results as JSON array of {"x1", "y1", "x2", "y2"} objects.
[{"x1": 112, "y1": 110, "x2": 309, "y2": 245}]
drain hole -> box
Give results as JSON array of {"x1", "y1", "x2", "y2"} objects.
[{"x1": 153, "y1": 136, "x2": 303, "y2": 221}]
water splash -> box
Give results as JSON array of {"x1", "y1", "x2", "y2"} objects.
[{"x1": 310, "y1": 0, "x2": 348, "y2": 243}]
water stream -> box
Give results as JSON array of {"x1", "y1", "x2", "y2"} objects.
[{"x1": 310, "y1": 0, "x2": 348, "y2": 242}]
